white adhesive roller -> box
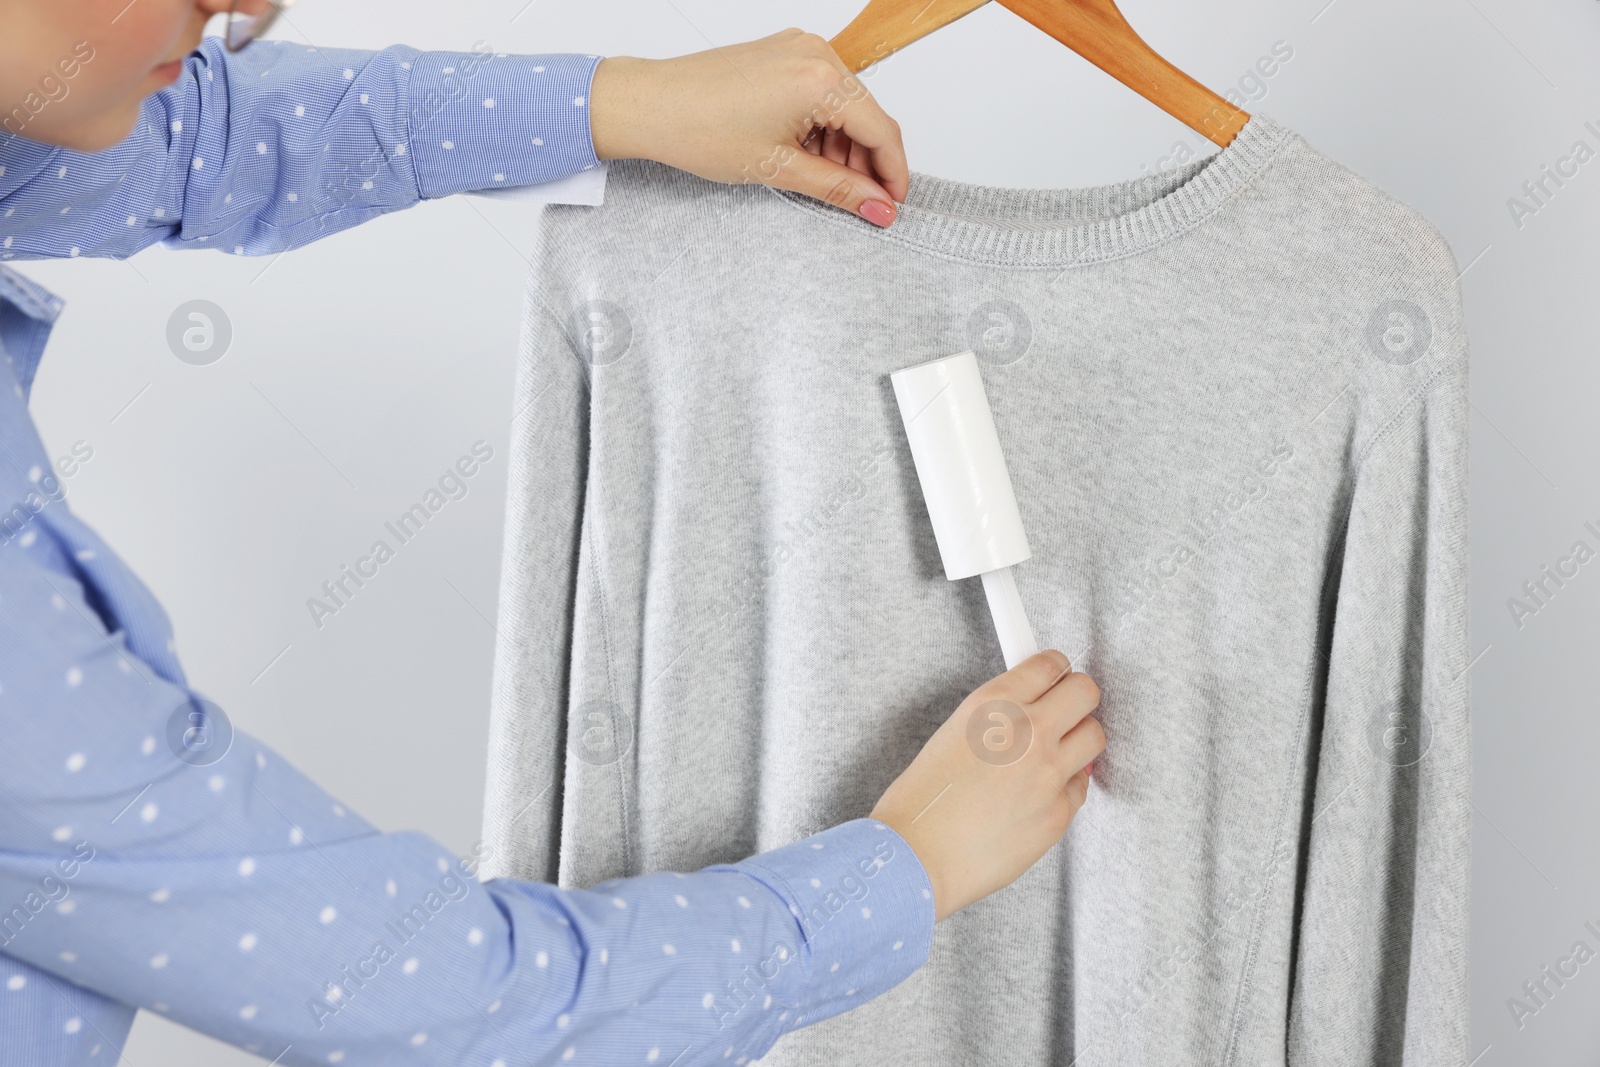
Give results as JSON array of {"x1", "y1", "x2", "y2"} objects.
[{"x1": 890, "y1": 351, "x2": 1039, "y2": 669}]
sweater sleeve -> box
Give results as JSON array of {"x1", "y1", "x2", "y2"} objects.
[{"x1": 1287, "y1": 314, "x2": 1472, "y2": 1063}]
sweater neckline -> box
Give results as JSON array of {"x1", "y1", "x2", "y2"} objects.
[{"x1": 774, "y1": 110, "x2": 1298, "y2": 269}]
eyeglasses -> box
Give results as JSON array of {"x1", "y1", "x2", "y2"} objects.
[{"x1": 224, "y1": 0, "x2": 298, "y2": 53}]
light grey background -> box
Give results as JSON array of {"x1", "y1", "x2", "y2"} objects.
[{"x1": 13, "y1": 0, "x2": 1597, "y2": 1063}]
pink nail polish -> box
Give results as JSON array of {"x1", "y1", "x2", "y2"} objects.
[
  {"x1": 1084, "y1": 762, "x2": 1094, "y2": 779},
  {"x1": 859, "y1": 199, "x2": 895, "y2": 227}
]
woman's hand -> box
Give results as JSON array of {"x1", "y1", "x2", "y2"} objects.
[
  {"x1": 588, "y1": 28, "x2": 907, "y2": 227},
  {"x1": 872, "y1": 650, "x2": 1105, "y2": 921}
]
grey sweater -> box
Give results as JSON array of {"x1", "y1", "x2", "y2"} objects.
[{"x1": 482, "y1": 110, "x2": 1471, "y2": 1066}]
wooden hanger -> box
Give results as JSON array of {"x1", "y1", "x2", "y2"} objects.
[{"x1": 829, "y1": 0, "x2": 1248, "y2": 146}]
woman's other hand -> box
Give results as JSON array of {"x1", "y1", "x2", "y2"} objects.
[{"x1": 588, "y1": 28, "x2": 907, "y2": 227}]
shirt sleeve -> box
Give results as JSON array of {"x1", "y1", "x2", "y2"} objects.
[
  {"x1": 1286, "y1": 285, "x2": 1471, "y2": 1062},
  {"x1": 0, "y1": 37, "x2": 604, "y2": 261},
  {"x1": 0, "y1": 530, "x2": 934, "y2": 1065}
]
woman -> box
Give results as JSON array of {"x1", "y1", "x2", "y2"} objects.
[{"x1": 0, "y1": 2, "x2": 1105, "y2": 1063}]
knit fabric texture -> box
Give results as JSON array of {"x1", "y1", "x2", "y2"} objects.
[{"x1": 483, "y1": 110, "x2": 1471, "y2": 1066}]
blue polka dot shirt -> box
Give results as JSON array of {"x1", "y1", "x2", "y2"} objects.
[{"x1": 0, "y1": 38, "x2": 934, "y2": 1067}]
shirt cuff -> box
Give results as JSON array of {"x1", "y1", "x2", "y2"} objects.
[
  {"x1": 403, "y1": 49, "x2": 604, "y2": 199},
  {"x1": 726, "y1": 818, "x2": 935, "y2": 1039}
]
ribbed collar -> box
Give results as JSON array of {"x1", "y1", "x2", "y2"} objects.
[{"x1": 776, "y1": 110, "x2": 1298, "y2": 269}]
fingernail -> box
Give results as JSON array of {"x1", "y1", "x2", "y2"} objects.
[
  {"x1": 1083, "y1": 762, "x2": 1094, "y2": 779},
  {"x1": 859, "y1": 199, "x2": 896, "y2": 227}
]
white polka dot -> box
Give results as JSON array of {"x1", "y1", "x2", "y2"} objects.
[
  {"x1": 598, "y1": 948, "x2": 608, "y2": 964},
  {"x1": 360, "y1": 93, "x2": 369, "y2": 104},
  {"x1": 342, "y1": 68, "x2": 354, "y2": 80},
  {"x1": 830, "y1": 961, "x2": 839, "y2": 972},
  {"x1": 361, "y1": 181, "x2": 373, "y2": 190},
  {"x1": 7, "y1": 975, "x2": 25, "y2": 991},
  {"x1": 64, "y1": 1017, "x2": 82, "y2": 1034},
  {"x1": 126, "y1": 215, "x2": 137, "y2": 226},
  {"x1": 535, "y1": 951, "x2": 548, "y2": 968},
  {"x1": 467, "y1": 928, "x2": 483, "y2": 945},
  {"x1": 737, "y1": 896, "x2": 751, "y2": 908},
  {"x1": 763, "y1": 994, "x2": 772, "y2": 1008},
  {"x1": 154, "y1": 207, "x2": 165, "y2": 217},
  {"x1": 319, "y1": 906, "x2": 337, "y2": 924},
  {"x1": 533, "y1": 137, "x2": 544, "y2": 146},
  {"x1": 289, "y1": 827, "x2": 304, "y2": 845},
  {"x1": 402, "y1": 958, "x2": 419, "y2": 975},
  {"x1": 410, "y1": 1033, "x2": 427, "y2": 1046},
  {"x1": 922, "y1": 888, "x2": 931, "y2": 899},
  {"x1": 442, "y1": 140, "x2": 454, "y2": 150},
  {"x1": 257, "y1": 142, "x2": 268, "y2": 154},
  {"x1": 702, "y1": 993, "x2": 715, "y2": 1008},
  {"x1": 239, "y1": 858, "x2": 256, "y2": 877},
  {"x1": 809, "y1": 878, "x2": 821, "y2": 888},
  {"x1": 208, "y1": 775, "x2": 225, "y2": 792},
  {"x1": 394, "y1": 144, "x2": 407, "y2": 157},
  {"x1": 22, "y1": 531, "x2": 39, "y2": 549},
  {"x1": 487, "y1": 999, "x2": 501, "y2": 1013},
  {"x1": 662, "y1": 943, "x2": 676, "y2": 955},
  {"x1": 255, "y1": 752, "x2": 266, "y2": 769},
  {"x1": 562, "y1": 1048, "x2": 574, "y2": 1061},
  {"x1": 573, "y1": 96, "x2": 586, "y2": 107},
  {"x1": 58, "y1": 167, "x2": 67, "y2": 179},
  {"x1": 52, "y1": 826, "x2": 72, "y2": 843},
  {"x1": 192, "y1": 158, "x2": 204, "y2": 170},
  {"x1": 59, "y1": 951, "x2": 76, "y2": 963},
  {"x1": 556, "y1": 1013, "x2": 569, "y2": 1028},
  {"x1": 331, "y1": 804, "x2": 345, "y2": 817},
  {"x1": 141, "y1": 736, "x2": 156, "y2": 756},
  {"x1": 483, "y1": 98, "x2": 496, "y2": 109},
  {"x1": 846, "y1": 987, "x2": 856, "y2": 996},
  {"x1": 237, "y1": 932, "x2": 257, "y2": 952},
  {"x1": 56, "y1": 900, "x2": 76, "y2": 915},
  {"x1": 171, "y1": 121, "x2": 182, "y2": 132},
  {"x1": 239, "y1": 1004, "x2": 257, "y2": 1020},
  {"x1": 493, "y1": 1061, "x2": 506, "y2": 1067},
  {"x1": 647, "y1": 1050, "x2": 660, "y2": 1063},
  {"x1": 810, "y1": 842, "x2": 824, "y2": 850},
  {"x1": 385, "y1": 879, "x2": 397, "y2": 897},
  {"x1": 65, "y1": 753, "x2": 86, "y2": 772},
  {"x1": 777, "y1": 946, "x2": 788, "y2": 961},
  {"x1": 150, "y1": 888, "x2": 171, "y2": 904},
  {"x1": 493, "y1": 173, "x2": 505, "y2": 182},
  {"x1": 861, "y1": 907, "x2": 871, "y2": 918},
  {"x1": 74, "y1": 549, "x2": 95, "y2": 562},
  {"x1": 324, "y1": 986, "x2": 343, "y2": 1004},
  {"x1": 893, "y1": 940, "x2": 904, "y2": 950},
  {"x1": 139, "y1": 802, "x2": 159, "y2": 823},
  {"x1": 674, "y1": 894, "x2": 688, "y2": 908},
  {"x1": 612, "y1": 897, "x2": 627, "y2": 909},
  {"x1": 435, "y1": 857, "x2": 448, "y2": 873},
  {"x1": 149, "y1": 953, "x2": 169, "y2": 969},
  {"x1": 328, "y1": 1054, "x2": 344, "y2": 1064},
  {"x1": 441, "y1": 67, "x2": 455, "y2": 74},
  {"x1": 731, "y1": 939, "x2": 741, "y2": 953},
  {"x1": 295, "y1": 106, "x2": 306, "y2": 117},
  {"x1": 286, "y1": 193, "x2": 298, "y2": 203},
  {"x1": 65, "y1": 667, "x2": 83, "y2": 687}
]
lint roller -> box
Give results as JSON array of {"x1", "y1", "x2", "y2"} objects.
[{"x1": 890, "y1": 351, "x2": 1038, "y2": 669}]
